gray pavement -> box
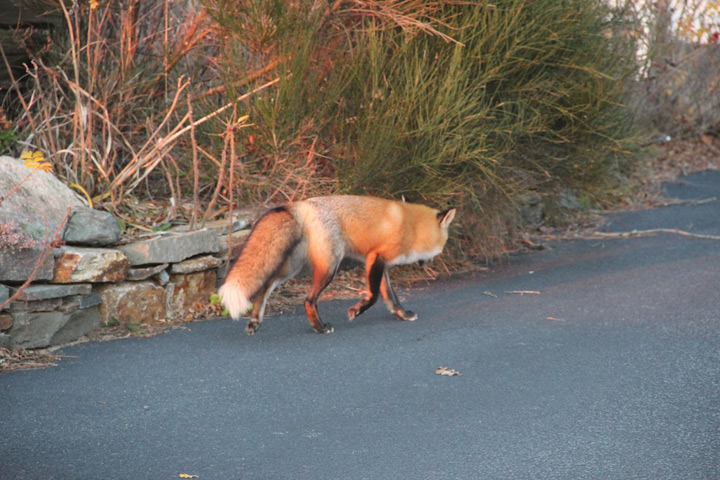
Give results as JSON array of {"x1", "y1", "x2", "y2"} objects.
[{"x1": 1, "y1": 171, "x2": 720, "y2": 480}]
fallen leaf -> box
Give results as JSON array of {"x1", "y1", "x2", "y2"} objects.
[
  {"x1": 436, "y1": 366, "x2": 462, "y2": 377},
  {"x1": 179, "y1": 475, "x2": 199, "y2": 479}
]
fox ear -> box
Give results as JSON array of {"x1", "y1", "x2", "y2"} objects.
[{"x1": 438, "y1": 208, "x2": 456, "y2": 228}]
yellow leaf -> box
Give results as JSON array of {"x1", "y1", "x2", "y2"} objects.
[
  {"x1": 21, "y1": 150, "x2": 53, "y2": 173},
  {"x1": 21, "y1": 150, "x2": 42, "y2": 162},
  {"x1": 179, "y1": 475, "x2": 199, "y2": 479}
]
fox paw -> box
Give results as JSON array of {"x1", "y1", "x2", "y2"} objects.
[
  {"x1": 394, "y1": 309, "x2": 417, "y2": 322},
  {"x1": 313, "y1": 323, "x2": 334, "y2": 334},
  {"x1": 245, "y1": 321, "x2": 261, "y2": 336}
]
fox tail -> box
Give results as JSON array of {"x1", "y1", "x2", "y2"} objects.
[{"x1": 218, "y1": 206, "x2": 302, "y2": 319}]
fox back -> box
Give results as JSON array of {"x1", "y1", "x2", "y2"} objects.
[{"x1": 293, "y1": 195, "x2": 454, "y2": 266}]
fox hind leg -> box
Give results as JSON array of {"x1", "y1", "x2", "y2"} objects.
[
  {"x1": 380, "y1": 270, "x2": 417, "y2": 322},
  {"x1": 246, "y1": 251, "x2": 304, "y2": 336},
  {"x1": 245, "y1": 279, "x2": 282, "y2": 335},
  {"x1": 304, "y1": 267, "x2": 336, "y2": 334},
  {"x1": 246, "y1": 293, "x2": 266, "y2": 336}
]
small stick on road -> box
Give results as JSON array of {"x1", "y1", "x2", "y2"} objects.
[{"x1": 591, "y1": 228, "x2": 720, "y2": 241}]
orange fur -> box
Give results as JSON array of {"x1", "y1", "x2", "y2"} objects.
[{"x1": 219, "y1": 195, "x2": 456, "y2": 335}]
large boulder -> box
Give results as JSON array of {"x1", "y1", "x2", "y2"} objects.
[{"x1": 0, "y1": 156, "x2": 84, "y2": 281}]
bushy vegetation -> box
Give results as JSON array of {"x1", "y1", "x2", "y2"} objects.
[
  {"x1": 209, "y1": 0, "x2": 640, "y2": 255},
  {"x1": 3, "y1": 0, "x2": 651, "y2": 258}
]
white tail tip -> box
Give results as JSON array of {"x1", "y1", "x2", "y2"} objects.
[{"x1": 218, "y1": 282, "x2": 252, "y2": 319}]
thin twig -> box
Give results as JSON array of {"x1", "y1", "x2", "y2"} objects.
[
  {"x1": 0, "y1": 169, "x2": 40, "y2": 205},
  {"x1": 202, "y1": 124, "x2": 231, "y2": 228},
  {"x1": 657, "y1": 197, "x2": 716, "y2": 207},
  {"x1": 591, "y1": 229, "x2": 720, "y2": 241},
  {"x1": 188, "y1": 91, "x2": 200, "y2": 230},
  {"x1": 227, "y1": 105, "x2": 238, "y2": 257},
  {"x1": 0, "y1": 209, "x2": 71, "y2": 312}
]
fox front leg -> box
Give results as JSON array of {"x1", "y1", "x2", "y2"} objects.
[
  {"x1": 380, "y1": 270, "x2": 417, "y2": 322},
  {"x1": 348, "y1": 255, "x2": 384, "y2": 321}
]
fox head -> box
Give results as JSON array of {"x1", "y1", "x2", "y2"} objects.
[
  {"x1": 422, "y1": 207, "x2": 456, "y2": 265},
  {"x1": 390, "y1": 206, "x2": 456, "y2": 266}
]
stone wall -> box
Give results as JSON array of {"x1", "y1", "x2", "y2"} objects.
[{"x1": 0, "y1": 156, "x2": 250, "y2": 349}]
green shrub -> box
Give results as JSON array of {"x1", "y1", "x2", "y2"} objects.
[{"x1": 212, "y1": 0, "x2": 640, "y2": 257}]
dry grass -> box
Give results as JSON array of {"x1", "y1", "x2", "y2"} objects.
[{"x1": 0, "y1": 347, "x2": 65, "y2": 372}]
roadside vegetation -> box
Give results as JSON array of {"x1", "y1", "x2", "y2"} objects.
[{"x1": 1, "y1": 0, "x2": 719, "y2": 264}]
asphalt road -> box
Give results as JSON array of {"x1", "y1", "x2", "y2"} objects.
[{"x1": 2, "y1": 171, "x2": 719, "y2": 480}]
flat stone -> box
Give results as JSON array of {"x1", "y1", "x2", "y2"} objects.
[
  {"x1": 12, "y1": 284, "x2": 92, "y2": 301},
  {"x1": 53, "y1": 246, "x2": 129, "y2": 283},
  {"x1": 0, "y1": 284, "x2": 8, "y2": 304},
  {"x1": 7, "y1": 292, "x2": 101, "y2": 314},
  {"x1": 63, "y1": 206, "x2": 121, "y2": 247},
  {"x1": 49, "y1": 306, "x2": 101, "y2": 346},
  {"x1": 8, "y1": 310, "x2": 70, "y2": 349},
  {"x1": 170, "y1": 255, "x2": 223, "y2": 274},
  {"x1": 0, "y1": 333, "x2": 10, "y2": 348},
  {"x1": 0, "y1": 155, "x2": 84, "y2": 282},
  {"x1": 7, "y1": 305, "x2": 102, "y2": 349},
  {"x1": 126, "y1": 264, "x2": 168, "y2": 281},
  {"x1": 74, "y1": 292, "x2": 102, "y2": 309},
  {"x1": 116, "y1": 229, "x2": 219, "y2": 266},
  {"x1": 97, "y1": 282, "x2": 166, "y2": 325},
  {"x1": 7, "y1": 297, "x2": 63, "y2": 313},
  {"x1": 166, "y1": 270, "x2": 217, "y2": 320}
]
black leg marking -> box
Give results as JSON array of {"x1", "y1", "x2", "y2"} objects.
[
  {"x1": 380, "y1": 270, "x2": 417, "y2": 321},
  {"x1": 348, "y1": 256, "x2": 385, "y2": 321}
]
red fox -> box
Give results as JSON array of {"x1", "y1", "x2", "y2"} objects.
[{"x1": 218, "y1": 195, "x2": 456, "y2": 335}]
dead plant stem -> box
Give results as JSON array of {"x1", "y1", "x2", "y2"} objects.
[
  {"x1": 188, "y1": 93, "x2": 200, "y2": 230},
  {"x1": 227, "y1": 105, "x2": 238, "y2": 255},
  {"x1": 201, "y1": 131, "x2": 229, "y2": 228}
]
